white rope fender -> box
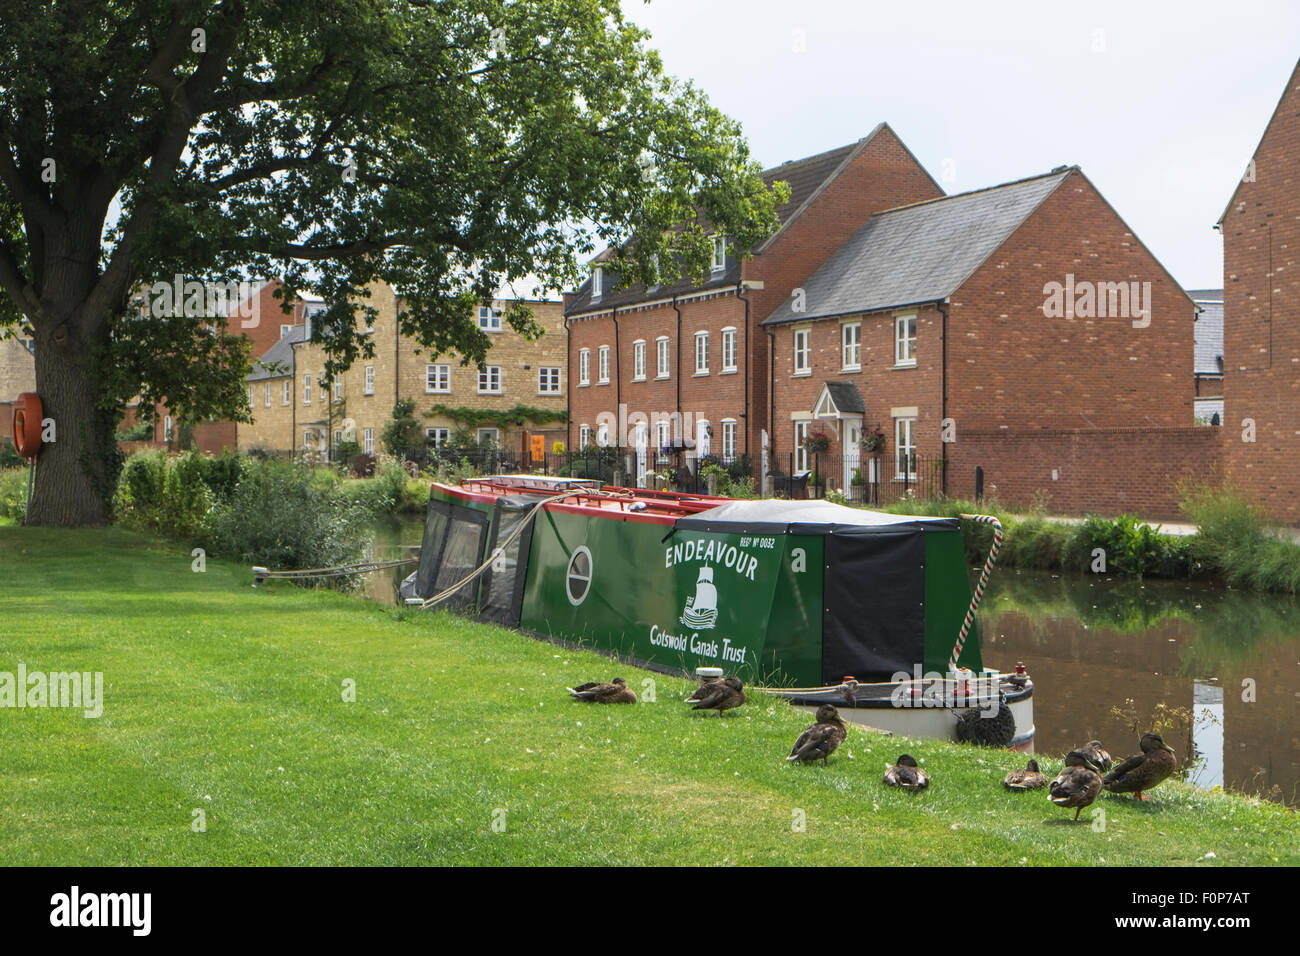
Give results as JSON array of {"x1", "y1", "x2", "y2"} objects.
[{"x1": 948, "y1": 514, "x2": 1003, "y2": 673}]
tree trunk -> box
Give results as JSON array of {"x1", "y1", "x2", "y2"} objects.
[{"x1": 26, "y1": 313, "x2": 120, "y2": 527}]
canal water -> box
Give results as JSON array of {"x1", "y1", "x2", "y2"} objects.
[{"x1": 360, "y1": 515, "x2": 1300, "y2": 806}]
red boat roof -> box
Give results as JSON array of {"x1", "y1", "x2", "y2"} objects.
[{"x1": 444, "y1": 476, "x2": 728, "y2": 524}]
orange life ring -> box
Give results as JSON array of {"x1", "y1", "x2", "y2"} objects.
[{"x1": 12, "y1": 392, "x2": 42, "y2": 458}]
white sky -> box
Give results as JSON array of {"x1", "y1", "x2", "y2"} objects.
[{"x1": 624, "y1": 0, "x2": 1300, "y2": 290}]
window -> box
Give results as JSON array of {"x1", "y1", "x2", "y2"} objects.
[
  {"x1": 694, "y1": 331, "x2": 709, "y2": 374},
  {"x1": 591, "y1": 267, "x2": 603, "y2": 300},
  {"x1": 632, "y1": 340, "x2": 646, "y2": 381},
  {"x1": 711, "y1": 235, "x2": 726, "y2": 272},
  {"x1": 598, "y1": 345, "x2": 610, "y2": 384},
  {"x1": 722, "y1": 419, "x2": 737, "y2": 460},
  {"x1": 895, "y1": 418, "x2": 918, "y2": 479},
  {"x1": 794, "y1": 420, "x2": 809, "y2": 473},
  {"x1": 566, "y1": 547, "x2": 593, "y2": 606},
  {"x1": 303, "y1": 374, "x2": 311, "y2": 404},
  {"x1": 579, "y1": 424, "x2": 592, "y2": 448},
  {"x1": 895, "y1": 314, "x2": 917, "y2": 366},
  {"x1": 332, "y1": 376, "x2": 343, "y2": 402},
  {"x1": 280, "y1": 324, "x2": 293, "y2": 339},
  {"x1": 282, "y1": 380, "x2": 291, "y2": 405},
  {"x1": 478, "y1": 366, "x2": 502, "y2": 394},
  {"x1": 426, "y1": 427, "x2": 450, "y2": 447},
  {"x1": 579, "y1": 348, "x2": 590, "y2": 385},
  {"x1": 478, "y1": 305, "x2": 501, "y2": 332},
  {"x1": 842, "y1": 321, "x2": 861, "y2": 371},
  {"x1": 264, "y1": 383, "x2": 271, "y2": 407},
  {"x1": 793, "y1": 328, "x2": 811, "y2": 375},
  {"x1": 247, "y1": 385, "x2": 253, "y2": 407},
  {"x1": 538, "y1": 367, "x2": 561, "y2": 394},
  {"x1": 647, "y1": 255, "x2": 661, "y2": 292},
  {"x1": 426, "y1": 364, "x2": 450, "y2": 394},
  {"x1": 696, "y1": 419, "x2": 711, "y2": 458},
  {"x1": 656, "y1": 420, "x2": 671, "y2": 461},
  {"x1": 478, "y1": 427, "x2": 499, "y2": 446},
  {"x1": 656, "y1": 337, "x2": 670, "y2": 379},
  {"x1": 721, "y1": 327, "x2": 737, "y2": 372},
  {"x1": 597, "y1": 423, "x2": 610, "y2": 447},
  {"x1": 304, "y1": 430, "x2": 314, "y2": 450},
  {"x1": 363, "y1": 427, "x2": 374, "y2": 455},
  {"x1": 334, "y1": 430, "x2": 342, "y2": 447},
  {"x1": 364, "y1": 366, "x2": 374, "y2": 395},
  {"x1": 164, "y1": 416, "x2": 173, "y2": 442}
]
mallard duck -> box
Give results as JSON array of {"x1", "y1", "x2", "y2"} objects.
[
  {"x1": 690, "y1": 676, "x2": 745, "y2": 716},
  {"x1": 1103, "y1": 732, "x2": 1177, "y2": 800},
  {"x1": 1048, "y1": 750, "x2": 1104, "y2": 820},
  {"x1": 1003, "y1": 758, "x2": 1048, "y2": 791},
  {"x1": 1078, "y1": 739, "x2": 1113, "y2": 773},
  {"x1": 786, "y1": 705, "x2": 848, "y2": 764},
  {"x1": 684, "y1": 676, "x2": 721, "y2": 704},
  {"x1": 884, "y1": 754, "x2": 929, "y2": 790},
  {"x1": 567, "y1": 677, "x2": 636, "y2": 704}
]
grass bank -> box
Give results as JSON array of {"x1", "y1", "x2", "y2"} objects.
[{"x1": 1, "y1": 526, "x2": 1294, "y2": 865}]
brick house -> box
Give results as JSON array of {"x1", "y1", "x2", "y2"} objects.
[
  {"x1": 762, "y1": 166, "x2": 1200, "y2": 509},
  {"x1": 0, "y1": 335, "x2": 37, "y2": 447},
  {"x1": 239, "y1": 280, "x2": 567, "y2": 463},
  {"x1": 563, "y1": 124, "x2": 944, "y2": 484},
  {"x1": 1218, "y1": 56, "x2": 1300, "y2": 524},
  {"x1": 1190, "y1": 289, "x2": 1224, "y2": 424}
]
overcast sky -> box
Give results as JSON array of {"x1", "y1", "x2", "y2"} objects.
[{"x1": 622, "y1": 0, "x2": 1300, "y2": 291}]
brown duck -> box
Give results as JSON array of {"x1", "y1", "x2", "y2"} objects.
[
  {"x1": 1048, "y1": 750, "x2": 1104, "y2": 820},
  {"x1": 690, "y1": 676, "x2": 745, "y2": 716},
  {"x1": 786, "y1": 705, "x2": 848, "y2": 765},
  {"x1": 883, "y1": 754, "x2": 929, "y2": 790},
  {"x1": 567, "y1": 677, "x2": 636, "y2": 704},
  {"x1": 1103, "y1": 732, "x2": 1177, "y2": 800},
  {"x1": 1078, "y1": 739, "x2": 1113, "y2": 774},
  {"x1": 1003, "y1": 758, "x2": 1048, "y2": 791}
]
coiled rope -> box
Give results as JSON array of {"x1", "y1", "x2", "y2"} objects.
[{"x1": 948, "y1": 513, "x2": 1003, "y2": 672}]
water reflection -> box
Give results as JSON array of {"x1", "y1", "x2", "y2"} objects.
[
  {"x1": 980, "y1": 571, "x2": 1300, "y2": 806},
  {"x1": 363, "y1": 514, "x2": 424, "y2": 605}
]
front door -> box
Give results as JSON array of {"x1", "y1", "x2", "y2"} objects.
[{"x1": 844, "y1": 418, "x2": 862, "y2": 493}]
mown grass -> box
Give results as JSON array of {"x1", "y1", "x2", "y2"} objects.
[{"x1": 1, "y1": 525, "x2": 1296, "y2": 866}]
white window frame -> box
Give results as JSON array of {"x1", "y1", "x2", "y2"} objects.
[
  {"x1": 793, "y1": 328, "x2": 811, "y2": 376},
  {"x1": 579, "y1": 348, "x2": 590, "y2": 386},
  {"x1": 721, "y1": 327, "x2": 737, "y2": 373},
  {"x1": 794, "y1": 420, "x2": 809, "y2": 473},
  {"x1": 164, "y1": 416, "x2": 173, "y2": 442},
  {"x1": 477, "y1": 427, "x2": 499, "y2": 446},
  {"x1": 304, "y1": 429, "x2": 314, "y2": 450},
  {"x1": 303, "y1": 373, "x2": 311, "y2": 405},
  {"x1": 591, "y1": 267, "x2": 603, "y2": 300},
  {"x1": 895, "y1": 417, "x2": 918, "y2": 479},
  {"x1": 332, "y1": 376, "x2": 343, "y2": 402},
  {"x1": 264, "y1": 382, "x2": 271, "y2": 407},
  {"x1": 632, "y1": 340, "x2": 646, "y2": 381},
  {"x1": 479, "y1": 305, "x2": 501, "y2": 332},
  {"x1": 364, "y1": 366, "x2": 374, "y2": 395},
  {"x1": 363, "y1": 428, "x2": 374, "y2": 455},
  {"x1": 426, "y1": 427, "x2": 450, "y2": 447},
  {"x1": 598, "y1": 345, "x2": 610, "y2": 384},
  {"x1": 694, "y1": 331, "x2": 709, "y2": 375},
  {"x1": 711, "y1": 235, "x2": 726, "y2": 272},
  {"x1": 842, "y1": 320, "x2": 861, "y2": 371},
  {"x1": 656, "y1": 336, "x2": 670, "y2": 379},
  {"x1": 478, "y1": 365, "x2": 502, "y2": 394},
  {"x1": 722, "y1": 419, "x2": 737, "y2": 461},
  {"x1": 280, "y1": 324, "x2": 293, "y2": 339},
  {"x1": 579, "y1": 424, "x2": 592, "y2": 448},
  {"x1": 282, "y1": 380, "x2": 291, "y2": 405},
  {"x1": 538, "y1": 366, "x2": 561, "y2": 395},
  {"x1": 895, "y1": 313, "x2": 917, "y2": 367},
  {"x1": 656, "y1": 420, "x2": 671, "y2": 462},
  {"x1": 248, "y1": 384, "x2": 254, "y2": 407},
  {"x1": 426, "y1": 363, "x2": 450, "y2": 394}
]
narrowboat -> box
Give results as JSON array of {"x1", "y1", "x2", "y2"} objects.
[{"x1": 399, "y1": 475, "x2": 1034, "y2": 750}]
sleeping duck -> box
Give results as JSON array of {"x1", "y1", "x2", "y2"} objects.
[
  {"x1": 1048, "y1": 750, "x2": 1104, "y2": 820},
  {"x1": 786, "y1": 705, "x2": 848, "y2": 765},
  {"x1": 690, "y1": 676, "x2": 745, "y2": 716},
  {"x1": 884, "y1": 754, "x2": 929, "y2": 790},
  {"x1": 1078, "y1": 739, "x2": 1113, "y2": 774},
  {"x1": 1003, "y1": 758, "x2": 1048, "y2": 791},
  {"x1": 1103, "y1": 733, "x2": 1177, "y2": 800},
  {"x1": 567, "y1": 677, "x2": 637, "y2": 704}
]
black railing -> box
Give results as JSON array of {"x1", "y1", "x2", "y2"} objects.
[{"x1": 769, "y1": 450, "x2": 945, "y2": 504}]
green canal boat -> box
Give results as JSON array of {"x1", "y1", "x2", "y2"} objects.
[{"x1": 402, "y1": 475, "x2": 1035, "y2": 749}]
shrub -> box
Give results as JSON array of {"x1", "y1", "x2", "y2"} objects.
[
  {"x1": 115, "y1": 450, "x2": 214, "y2": 540},
  {"x1": 0, "y1": 468, "x2": 28, "y2": 520}
]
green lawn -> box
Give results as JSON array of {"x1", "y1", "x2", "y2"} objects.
[{"x1": 1, "y1": 525, "x2": 1295, "y2": 865}]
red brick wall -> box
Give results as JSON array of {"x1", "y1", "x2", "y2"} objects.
[
  {"x1": 1222, "y1": 58, "x2": 1300, "y2": 525},
  {"x1": 948, "y1": 169, "x2": 1196, "y2": 433},
  {"x1": 947, "y1": 426, "x2": 1223, "y2": 519}
]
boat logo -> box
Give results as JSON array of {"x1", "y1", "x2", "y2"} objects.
[{"x1": 680, "y1": 566, "x2": 718, "y2": 629}]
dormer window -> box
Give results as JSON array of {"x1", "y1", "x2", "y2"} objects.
[
  {"x1": 591, "y1": 267, "x2": 603, "y2": 300},
  {"x1": 478, "y1": 305, "x2": 501, "y2": 332},
  {"x1": 711, "y1": 236, "x2": 726, "y2": 272}
]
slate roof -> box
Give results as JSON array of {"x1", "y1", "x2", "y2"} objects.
[
  {"x1": 1190, "y1": 290, "x2": 1224, "y2": 375},
  {"x1": 248, "y1": 326, "x2": 306, "y2": 381},
  {"x1": 565, "y1": 126, "x2": 896, "y2": 317},
  {"x1": 822, "y1": 380, "x2": 865, "y2": 414},
  {"x1": 763, "y1": 169, "x2": 1073, "y2": 326}
]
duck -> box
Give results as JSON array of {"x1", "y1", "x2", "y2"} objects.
[
  {"x1": 690, "y1": 676, "x2": 745, "y2": 716},
  {"x1": 1048, "y1": 750, "x2": 1104, "y2": 820},
  {"x1": 1003, "y1": 758, "x2": 1048, "y2": 791},
  {"x1": 786, "y1": 705, "x2": 848, "y2": 765},
  {"x1": 1078, "y1": 739, "x2": 1113, "y2": 774},
  {"x1": 567, "y1": 677, "x2": 636, "y2": 704},
  {"x1": 883, "y1": 754, "x2": 929, "y2": 790},
  {"x1": 1103, "y1": 732, "x2": 1178, "y2": 800},
  {"x1": 684, "y1": 676, "x2": 721, "y2": 704}
]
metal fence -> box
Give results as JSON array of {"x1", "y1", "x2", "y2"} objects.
[{"x1": 768, "y1": 450, "x2": 945, "y2": 504}]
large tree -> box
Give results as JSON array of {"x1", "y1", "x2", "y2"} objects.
[{"x1": 0, "y1": 0, "x2": 784, "y2": 525}]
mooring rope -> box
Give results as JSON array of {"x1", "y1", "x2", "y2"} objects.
[
  {"x1": 252, "y1": 557, "x2": 418, "y2": 582},
  {"x1": 948, "y1": 513, "x2": 1003, "y2": 672}
]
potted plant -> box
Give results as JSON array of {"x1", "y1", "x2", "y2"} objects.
[
  {"x1": 861, "y1": 429, "x2": 886, "y2": 453},
  {"x1": 850, "y1": 465, "x2": 864, "y2": 502},
  {"x1": 802, "y1": 430, "x2": 831, "y2": 456}
]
